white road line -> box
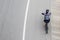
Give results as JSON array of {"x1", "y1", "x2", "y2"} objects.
[{"x1": 22, "y1": 0, "x2": 30, "y2": 40}]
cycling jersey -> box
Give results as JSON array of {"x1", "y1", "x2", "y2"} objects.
[{"x1": 42, "y1": 13, "x2": 51, "y2": 20}]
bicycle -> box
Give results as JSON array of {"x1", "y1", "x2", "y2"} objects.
[{"x1": 45, "y1": 23, "x2": 48, "y2": 34}]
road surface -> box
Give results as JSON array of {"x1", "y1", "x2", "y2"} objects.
[
  {"x1": 0, "y1": 0, "x2": 27, "y2": 40},
  {"x1": 0, "y1": 0, "x2": 52, "y2": 40},
  {"x1": 25, "y1": 0, "x2": 51, "y2": 40}
]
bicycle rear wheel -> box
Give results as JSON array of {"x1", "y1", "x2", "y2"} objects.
[{"x1": 45, "y1": 23, "x2": 48, "y2": 34}]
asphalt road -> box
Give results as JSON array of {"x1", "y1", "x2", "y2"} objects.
[
  {"x1": 0, "y1": 0, "x2": 27, "y2": 40},
  {"x1": 25, "y1": 0, "x2": 51, "y2": 40},
  {"x1": 0, "y1": 0, "x2": 51, "y2": 40}
]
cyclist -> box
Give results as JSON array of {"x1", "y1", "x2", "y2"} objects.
[{"x1": 42, "y1": 9, "x2": 51, "y2": 34}]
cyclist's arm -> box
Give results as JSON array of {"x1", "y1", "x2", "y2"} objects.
[{"x1": 42, "y1": 13, "x2": 44, "y2": 15}]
